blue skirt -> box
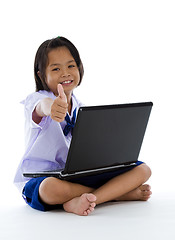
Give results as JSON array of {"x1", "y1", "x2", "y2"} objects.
[{"x1": 22, "y1": 161, "x2": 143, "y2": 211}]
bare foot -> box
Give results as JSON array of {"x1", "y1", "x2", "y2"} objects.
[
  {"x1": 63, "y1": 193, "x2": 97, "y2": 216},
  {"x1": 116, "y1": 184, "x2": 152, "y2": 201}
]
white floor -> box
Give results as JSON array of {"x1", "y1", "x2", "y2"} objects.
[{"x1": 1, "y1": 188, "x2": 175, "y2": 240}]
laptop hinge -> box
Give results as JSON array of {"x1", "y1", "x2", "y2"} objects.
[{"x1": 61, "y1": 163, "x2": 137, "y2": 178}]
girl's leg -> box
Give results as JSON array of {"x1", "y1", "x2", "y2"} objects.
[
  {"x1": 63, "y1": 164, "x2": 151, "y2": 214},
  {"x1": 39, "y1": 163, "x2": 151, "y2": 215},
  {"x1": 92, "y1": 163, "x2": 151, "y2": 205},
  {"x1": 39, "y1": 177, "x2": 94, "y2": 204},
  {"x1": 39, "y1": 177, "x2": 96, "y2": 215},
  {"x1": 116, "y1": 184, "x2": 151, "y2": 201}
]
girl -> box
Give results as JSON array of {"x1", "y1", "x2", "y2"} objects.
[{"x1": 14, "y1": 36, "x2": 152, "y2": 216}]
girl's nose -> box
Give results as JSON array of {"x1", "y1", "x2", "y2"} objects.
[
  {"x1": 62, "y1": 73, "x2": 70, "y2": 77},
  {"x1": 61, "y1": 69, "x2": 70, "y2": 77}
]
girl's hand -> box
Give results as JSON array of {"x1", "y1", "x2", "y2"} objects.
[
  {"x1": 33, "y1": 84, "x2": 68, "y2": 124},
  {"x1": 50, "y1": 84, "x2": 68, "y2": 122}
]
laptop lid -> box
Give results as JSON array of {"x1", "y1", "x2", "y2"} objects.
[{"x1": 63, "y1": 102, "x2": 153, "y2": 175}]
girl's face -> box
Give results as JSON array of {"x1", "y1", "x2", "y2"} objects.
[{"x1": 45, "y1": 47, "x2": 80, "y2": 97}]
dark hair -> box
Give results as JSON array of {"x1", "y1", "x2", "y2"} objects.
[{"x1": 34, "y1": 37, "x2": 84, "y2": 91}]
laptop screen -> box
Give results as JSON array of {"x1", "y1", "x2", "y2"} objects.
[{"x1": 63, "y1": 102, "x2": 153, "y2": 174}]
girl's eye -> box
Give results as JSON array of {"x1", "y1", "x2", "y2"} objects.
[
  {"x1": 52, "y1": 68, "x2": 60, "y2": 71},
  {"x1": 68, "y1": 65, "x2": 75, "y2": 68}
]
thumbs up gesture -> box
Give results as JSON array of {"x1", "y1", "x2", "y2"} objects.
[{"x1": 50, "y1": 84, "x2": 68, "y2": 122}]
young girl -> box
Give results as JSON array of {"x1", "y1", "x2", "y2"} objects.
[{"x1": 14, "y1": 36, "x2": 152, "y2": 216}]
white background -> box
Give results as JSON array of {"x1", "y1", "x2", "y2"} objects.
[{"x1": 0, "y1": 0, "x2": 175, "y2": 204}]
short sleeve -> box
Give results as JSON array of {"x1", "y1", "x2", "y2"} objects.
[{"x1": 23, "y1": 92, "x2": 50, "y2": 129}]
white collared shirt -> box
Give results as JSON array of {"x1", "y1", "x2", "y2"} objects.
[{"x1": 14, "y1": 90, "x2": 83, "y2": 192}]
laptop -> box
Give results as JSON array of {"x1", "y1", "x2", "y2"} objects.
[{"x1": 23, "y1": 102, "x2": 153, "y2": 180}]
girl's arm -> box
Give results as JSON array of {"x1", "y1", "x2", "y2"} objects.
[
  {"x1": 32, "y1": 91, "x2": 68, "y2": 124},
  {"x1": 32, "y1": 98, "x2": 54, "y2": 124}
]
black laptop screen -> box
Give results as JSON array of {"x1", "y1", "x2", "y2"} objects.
[{"x1": 64, "y1": 102, "x2": 153, "y2": 174}]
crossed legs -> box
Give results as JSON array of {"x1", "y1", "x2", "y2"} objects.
[{"x1": 39, "y1": 163, "x2": 152, "y2": 216}]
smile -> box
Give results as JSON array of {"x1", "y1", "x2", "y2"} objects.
[{"x1": 60, "y1": 80, "x2": 73, "y2": 85}]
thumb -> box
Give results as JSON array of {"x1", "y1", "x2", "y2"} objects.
[{"x1": 57, "y1": 84, "x2": 67, "y2": 103}]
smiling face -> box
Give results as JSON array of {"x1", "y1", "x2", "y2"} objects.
[{"x1": 45, "y1": 46, "x2": 80, "y2": 97}]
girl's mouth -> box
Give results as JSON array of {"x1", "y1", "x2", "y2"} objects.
[{"x1": 60, "y1": 80, "x2": 73, "y2": 86}]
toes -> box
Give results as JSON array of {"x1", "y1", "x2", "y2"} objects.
[
  {"x1": 86, "y1": 193, "x2": 97, "y2": 202},
  {"x1": 83, "y1": 208, "x2": 93, "y2": 216},
  {"x1": 87, "y1": 209, "x2": 91, "y2": 214},
  {"x1": 83, "y1": 205, "x2": 95, "y2": 216},
  {"x1": 142, "y1": 189, "x2": 152, "y2": 201},
  {"x1": 64, "y1": 193, "x2": 97, "y2": 216},
  {"x1": 144, "y1": 189, "x2": 152, "y2": 195},
  {"x1": 90, "y1": 202, "x2": 96, "y2": 208},
  {"x1": 140, "y1": 184, "x2": 151, "y2": 191},
  {"x1": 80, "y1": 194, "x2": 97, "y2": 216},
  {"x1": 83, "y1": 211, "x2": 88, "y2": 216},
  {"x1": 143, "y1": 195, "x2": 151, "y2": 201},
  {"x1": 89, "y1": 206, "x2": 95, "y2": 212}
]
